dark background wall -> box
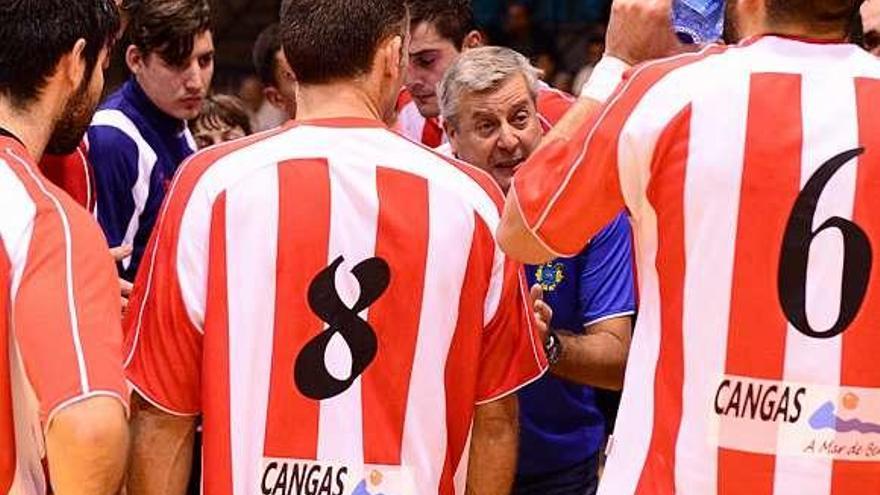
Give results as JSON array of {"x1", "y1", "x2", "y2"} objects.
[{"x1": 109, "y1": 0, "x2": 612, "y2": 94}]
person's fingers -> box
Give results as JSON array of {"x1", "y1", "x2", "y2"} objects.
[
  {"x1": 120, "y1": 279, "x2": 133, "y2": 298},
  {"x1": 530, "y1": 284, "x2": 544, "y2": 304},
  {"x1": 535, "y1": 300, "x2": 553, "y2": 322},
  {"x1": 109, "y1": 244, "x2": 133, "y2": 261}
]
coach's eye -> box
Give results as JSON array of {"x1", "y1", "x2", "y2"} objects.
[
  {"x1": 476, "y1": 121, "x2": 496, "y2": 136},
  {"x1": 511, "y1": 111, "x2": 530, "y2": 128}
]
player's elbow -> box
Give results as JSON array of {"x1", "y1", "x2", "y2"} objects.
[
  {"x1": 47, "y1": 396, "x2": 129, "y2": 470},
  {"x1": 498, "y1": 202, "x2": 555, "y2": 265}
]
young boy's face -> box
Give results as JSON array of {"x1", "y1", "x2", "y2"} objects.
[{"x1": 192, "y1": 118, "x2": 246, "y2": 149}]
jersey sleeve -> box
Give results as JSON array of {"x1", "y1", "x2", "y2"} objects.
[
  {"x1": 578, "y1": 212, "x2": 637, "y2": 326},
  {"x1": 88, "y1": 125, "x2": 139, "y2": 252},
  {"x1": 476, "y1": 223, "x2": 548, "y2": 404},
  {"x1": 123, "y1": 156, "x2": 209, "y2": 416},
  {"x1": 13, "y1": 189, "x2": 127, "y2": 426}
]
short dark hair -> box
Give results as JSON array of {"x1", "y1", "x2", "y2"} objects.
[
  {"x1": 0, "y1": 0, "x2": 119, "y2": 108},
  {"x1": 189, "y1": 94, "x2": 253, "y2": 135},
  {"x1": 766, "y1": 0, "x2": 859, "y2": 32},
  {"x1": 127, "y1": 0, "x2": 212, "y2": 68},
  {"x1": 280, "y1": 0, "x2": 407, "y2": 85},
  {"x1": 253, "y1": 24, "x2": 282, "y2": 87},
  {"x1": 407, "y1": 0, "x2": 476, "y2": 48}
]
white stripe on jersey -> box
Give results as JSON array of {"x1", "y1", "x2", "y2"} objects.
[
  {"x1": 676, "y1": 58, "x2": 749, "y2": 495},
  {"x1": 400, "y1": 180, "x2": 474, "y2": 492},
  {"x1": 316, "y1": 158, "x2": 379, "y2": 465},
  {"x1": 0, "y1": 156, "x2": 36, "y2": 299},
  {"x1": 226, "y1": 166, "x2": 280, "y2": 494}
]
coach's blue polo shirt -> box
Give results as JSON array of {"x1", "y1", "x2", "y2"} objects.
[{"x1": 518, "y1": 211, "x2": 636, "y2": 476}]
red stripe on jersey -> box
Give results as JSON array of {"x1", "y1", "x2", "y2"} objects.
[
  {"x1": 263, "y1": 159, "x2": 332, "y2": 459},
  {"x1": 718, "y1": 73, "x2": 803, "y2": 495},
  {"x1": 362, "y1": 168, "x2": 429, "y2": 465},
  {"x1": 0, "y1": 240, "x2": 13, "y2": 493},
  {"x1": 202, "y1": 192, "x2": 232, "y2": 495},
  {"x1": 439, "y1": 216, "x2": 495, "y2": 495},
  {"x1": 515, "y1": 45, "x2": 727, "y2": 256},
  {"x1": 831, "y1": 77, "x2": 880, "y2": 493},
  {"x1": 634, "y1": 106, "x2": 691, "y2": 495}
]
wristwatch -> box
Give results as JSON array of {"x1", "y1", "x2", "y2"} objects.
[{"x1": 544, "y1": 331, "x2": 564, "y2": 366}]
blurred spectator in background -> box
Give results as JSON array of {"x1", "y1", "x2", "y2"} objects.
[
  {"x1": 498, "y1": 2, "x2": 557, "y2": 64},
  {"x1": 88, "y1": 0, "x2": 214, "y2": 281},
  {"x1": 252, "y1": 23, "x2": 298, "y2": 126},
  {"x1": 189, "y1": 94, "x2": 252, "y2": 148}
]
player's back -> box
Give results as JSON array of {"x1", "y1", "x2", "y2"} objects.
[
  {"x1": 125, "y1": 119, "x2": 545, "y2": 495},
  {"x1": 598, "y1": 36, "x2": 880, "y2": 495}
]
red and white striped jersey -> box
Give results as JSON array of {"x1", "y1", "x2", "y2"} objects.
[
  {"x1": 395, "y1": 84, "x2": 574, "y2": 148},
  {"x1": 513, "y1": 36, "x2": 880, "y2": 495},
  {"x1": 124, "y1": 118, "x2": 547, "y2": 495},
  {"x1": 0, "y1": 135, "x2": 127, "y2": 495}
]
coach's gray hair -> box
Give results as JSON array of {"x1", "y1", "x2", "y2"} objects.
[{"x1": 438, "y1": 46, "x2": 542, "y2": 129}]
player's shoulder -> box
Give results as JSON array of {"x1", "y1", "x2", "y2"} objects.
[
  {"x1": 620, "y1": 43, "x2": 731, "y2": 94},
  {"x1": 168, "y1": 124, "x2": 294, "y2": 200},
  {"x1": 0, "y1": 143, "x2": 105, "y2": 256},
  {"x1": 536, "y1": 85, "x2": 575, "y2": 127},
  {"x1": 380, "y1": 128, "x2": 506, "y2": 210}
]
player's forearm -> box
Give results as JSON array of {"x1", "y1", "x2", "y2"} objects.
[
  {"x1": 128, "y1": 393, "x2": 196, "y2": 495},
  {"x1": 466, "y1": 395, "x2": 519, "y2": 495},
  {"x1": 551, "y1": 317, "x2": 633, "y2": 390},
  {"x1": 46, "y1": 396, "x2": 129, "y2": 495}
]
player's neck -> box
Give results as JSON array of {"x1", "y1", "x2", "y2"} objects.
[
  {"x1": 296, "y1": 82, "x2": 384, "y2": 123},
  {"x1": 0, "y1": 99, "x2": 54, "y2": 161},
  {"x1": 740, "y1": 17, "x2": 848, "y2": 42}
]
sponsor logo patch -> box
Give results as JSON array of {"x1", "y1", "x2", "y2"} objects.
[
  {"x1": 260, "y1": 459, "x2": 416, "y2": 495},
  {"x1": 710, "y1": 376, "x2": 880, "y2": 461}
]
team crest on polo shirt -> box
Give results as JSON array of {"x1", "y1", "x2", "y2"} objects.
[{"x1": 535, "y1": 262, "x2": 565, "y2": 292}]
